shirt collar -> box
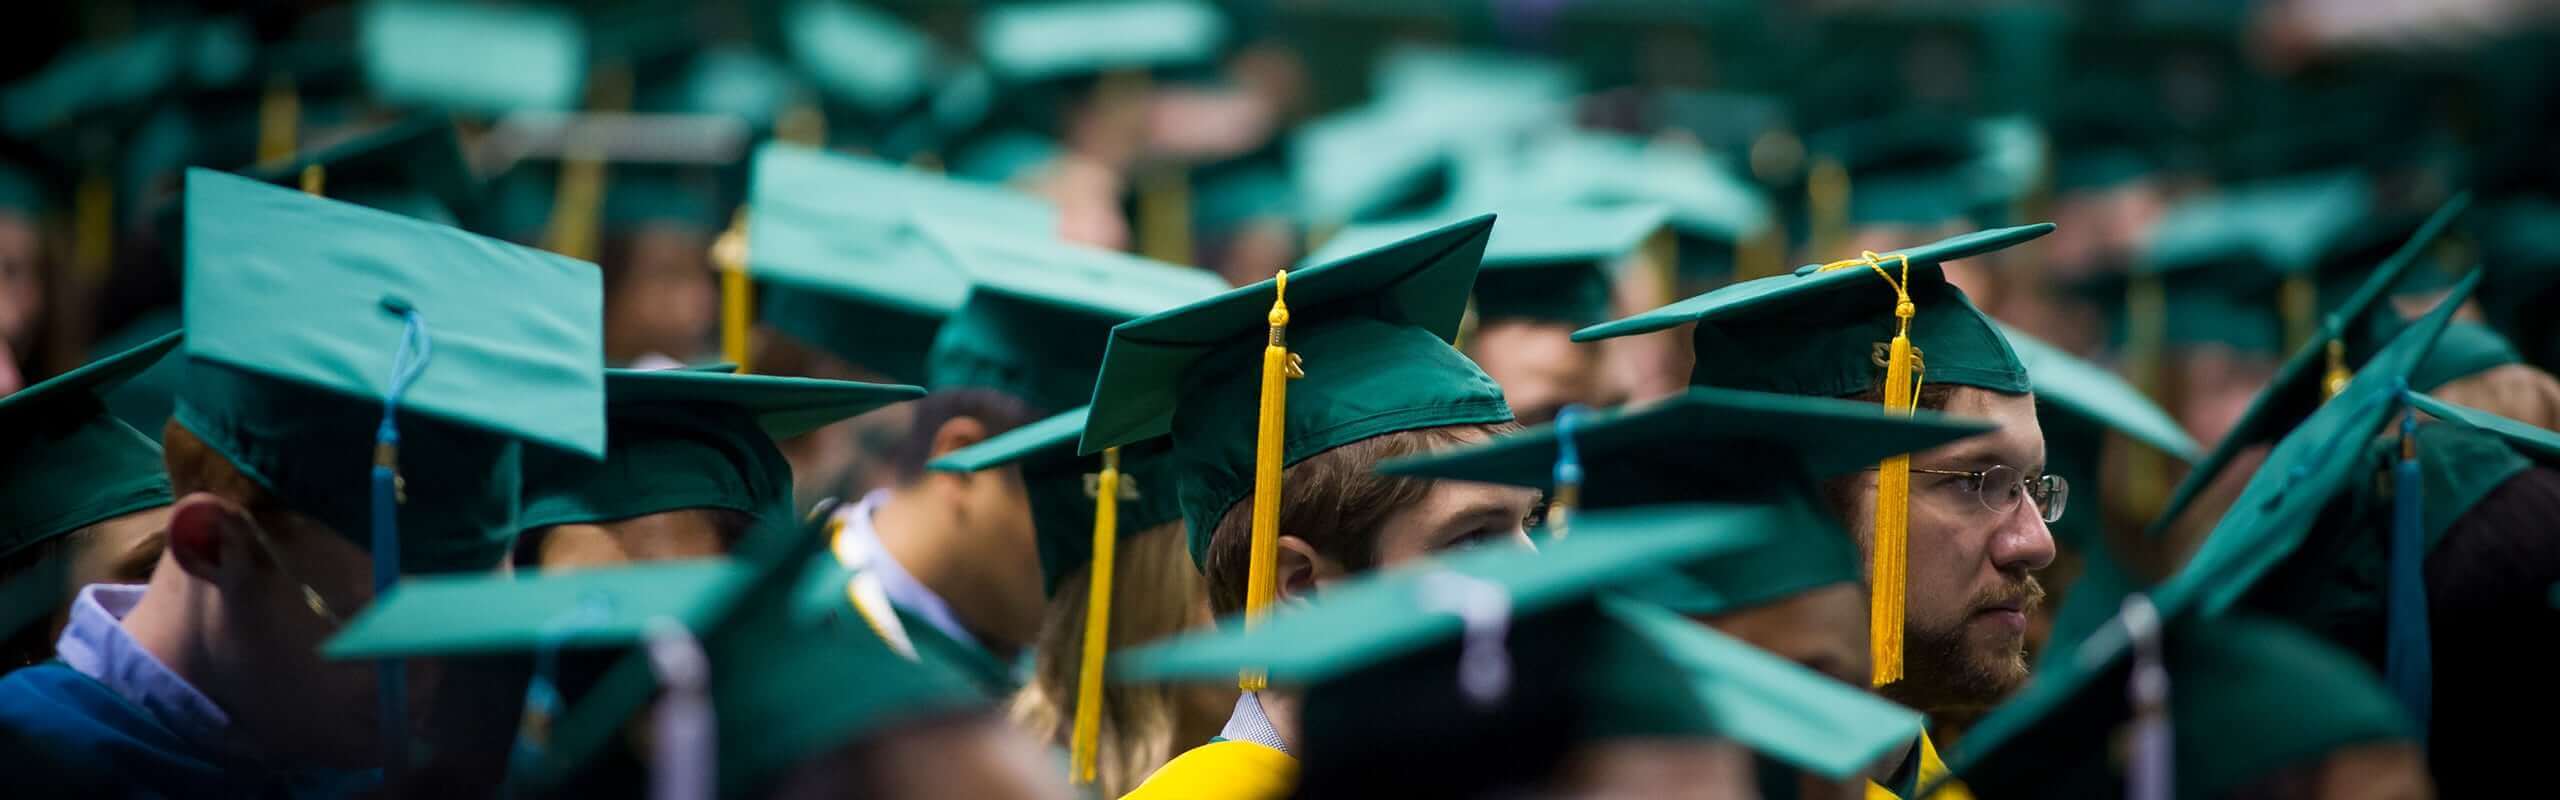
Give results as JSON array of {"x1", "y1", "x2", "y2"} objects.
[
  {"x1": 838, "y1": 489, "x2": 986, "y2": 652},
  {"x1": 1221, "y1": 691, "x2": 1291, "y2": 755},
  {"x1": 55, "y1": 584, "x2": 239, "y2": 758}
]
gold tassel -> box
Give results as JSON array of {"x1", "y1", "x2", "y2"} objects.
[
  {"x1": 1820, "y1": 252, "x2": 1919, "y2": 687},
  {"x1": 1138, "y1": 167, "x2": 1193, "y2": 267},
  {"x1": 1069, "y1": 448, "x2": 1122, "y2": 785},
  {"x1": 300, "y1": 165, "x2": 325, "y2": 196},
  {"x1": 257, "y1": 74, "x2": 299, "y2": 166},
  {"x1": 2124, "y1": 272, "x2": 2169, "y2": 517},
  {"x1": 2322, "y1": 339, "x2": 2352, "y2": 401},
  {"x1": 1241, "y1": 271, "x2": 1301, "y2": 691},
  {"x1": 1807, "y1": 157, "x2": 1851, "y2": 261},
  {"x1": 712, "y1": 210, "x2": 754, "y2": 374},
  {"x1": 2281, "y1": 275, "x2": 2317, "y2": 356},
  {"x1": 73, "y1": 173, "x2": 112, "y2": 285},
  {"x1": 1647, "y1": 226, "x2": 1680, "y2": 304}
]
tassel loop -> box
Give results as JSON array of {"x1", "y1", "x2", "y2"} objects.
[{"x1": 1823, "y1": 251, "x2": 1920, "y2": 686}]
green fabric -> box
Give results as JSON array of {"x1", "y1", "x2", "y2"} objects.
[
  {"x1": 1507, "y1": 132, "x2": 1773, "y2": 276},
  {"x1": 0, "y1": 331, "x2": 180, "y2": 557},
  {"x1": 175, "y1": 169, "x2": 606, "y2": 574},
  {"x1": 1597, "y1": 598, "x2": 1923, "y2": 779},
  {"x1": 780, "y1": 0, "x2": 936, "y2": 114},
  {"x1": 974, "y1": 0, "x2": 1227, "y2": 83},
  {"x1": 0, "y1": 160, "x2": 49, "y2": 214},
  {"x1": 923, "y1": 227, "x2": 1228, "y2": 413},
  {"x1": 2146, "y1": 195, "x2": 2470, "y2": 540},
  {"x1": 1, "y1": 21, "x2": 247, "y2": 135},
  {"x1": 1310, "y1": 205, "x2": 1671, "y2": 326},
  {"x1": 90, "y1": 308, "x2": 186, "y2": 437},
  {"x1": 1803, "y1": 113, "x2": 2005, "y2": 227},
  {"x1": 2405, "y1": 322, "x2": 2521, "y2": 394},
  {"x1": 1112, "y1": 504, "x2": 1770, "y2": 684},
  {"x1": 239, "y1": 115, "x2": 478, "y2": 227},
  {"x1": 2158, "y1": 272, "x2": 2474, "y2": 619},
  {"x1": 601, "y1": 165, "x2": 726, "y2": 233},
  {"x1": 1080, "y1": 215, "x2": 1511, "y2": 566},
  {"x1": 1376, "y1": 386, "x2": 1991, "y2": 616},
  {"x1": 897, "y1": 605, "x2": 1021, "y2": 699},
  {"x1": 1289, "y1": 103, "x2": 1460, "y2": 226},
  {"x1": 635, "y1": 45, "x2": 800, "y2": 130},
  {"x1": 1575, "y1": 223, "x2": 2047, "y2": 397},
  {"x1": 1372, "y1": 45, "x2": 1577, "y2": 111},
  {"x1": 1951, "y1": 614, "x2": 2414, "y2": 800},
  {"x1": 2143, "y1": 172, "x2": 2370, "y2": 276},
  {"x1": 2476, "y1": 198, "x2": 2560, "y2": 375},
  {"x1": 1998, "y1": 323, "x2": 2199, "y2": 461},
  {"x1": 358, "y1": 0, "x2": 587, "y2": 115},
  {"x1": 322, "y1": 560, "x2": 752, "y2": 659},
  {"x1": 518, "y1": 369, "x2": 922, "y2": 532},
  {"x1": 745, "y1": 143, "x2": 1056, "y2": 383},
  {"x1": 928, "y1": 406, "x2": 1184, "y2": 597}
]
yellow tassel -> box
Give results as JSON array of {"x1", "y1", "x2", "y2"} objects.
[
  {"x1": 2124, "y1": 272, "x2": 2169, "y2": 516},
  {"x1": 257, "y1": 74, "x2": 299, "y2": 166},
  {"x1": 1820, "y1": 252, "x2": 1918, "y2": 688},
  {"x1": 1138, "y1": 167, "x2": 1193, "y2": 267},
  {"x1": 712, "y1": 210, "x2": 754, "y2": 374},
  {"x1": 300, "y1": 165, "x2": 325, "y2": 197},
  {"x1": 1241, "y1": 270, "x2": 1299, "y2": 692},
  {"x1": 73, "y1": 173, "x2": 111, "y2": 285},
  {"x1": 1647, "y1": 227, "x2": 1680, "y2": 304},
  {"x1": 1070, "y1": 448, "x2": 1122, "y2": 785},
  {"x1": 2322, "y1": 339, "x2": 2352, "y2": 401},
  {"x1": 1807, "y1": 157, "x2": 1851, "y2": 260},
  {"x1": 2281, "y1": 275, "x2": 2317, "y2": 355}
]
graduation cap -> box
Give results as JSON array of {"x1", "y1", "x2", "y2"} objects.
[
  {"x1": 2115, "y1": 171, "x2": 2376, "y2": 356},
  {"x1": 1114, "y1": 505, "x2": 1926, "y2": 785},
  {"x1": 927, "y1": 405, "x2": 1182, "y2": 784},
  {"x1": 743, "y1": 142, "x2": 1058, "y2": 383},
  {"x1": 974, "y1": 0, "x2": 1228, "y2": 85},
  {"x1": 922, "y1": 225, "x2": 1230, "y2": 414},
  {"x1": 1370, "y1": 44, "x2": 1579, "y2": 113},
  {"x1": 1, "y1": 20, "x2": 253, "y2": 137},
  {"x1": 358, "y1": 0, "x2": 588, "y2": 116},
  {"x1": 174, "y1": 168, "x2": 605, "y2": 770},
  {"x1": 1310, "y1": 205, "x2": 1672, "y2": 327},
  {"x1": 238, "y1": 115, "x2": 479, "y2": 227},
  {"x1": 777, "y1": 0, "x2": 940, "y2": 117},
  {"x1": 1288, "y1": 103, "x2": 1464, "y2": 228},
  {"x1": 1080, "y1": 214, "x2": 1509, "y2": 561},
  {"x1": 1800, "y1": 113, "x2": 2017, "y2": 232},
  {"x1": 0, "y1": 332, "x2": 180, "y2": 638},
  {"x1": 1505, "y1": 132, "x2": 1776, "y2": 287},
  {"x1": 1949, "y1": 608, "x2": 2414, "y2": 799},
  {"x1": 1575, "y1": 222, "x2": 2049, "y2": 686},
  {"x1": 519, "y1": 368, "x2": 924, "y2": 536},
  {"x1": 1378, "y1": 387, "x2": 1994, "y2": 618},
  {"x1": 330, "y1": 493, "x2": 984, "y2": 797},
  {"x1": 631, "y1": 45, "x2": 807, "y2": 133}
]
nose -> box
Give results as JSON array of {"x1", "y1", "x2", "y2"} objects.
[{"x1": 1989, "y1": 500, "x2": 2057, "y2": 573}]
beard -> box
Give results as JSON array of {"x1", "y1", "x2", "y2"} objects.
[{"x1": 1883, "y1": 575, "x2": 2047, "y2": 718}]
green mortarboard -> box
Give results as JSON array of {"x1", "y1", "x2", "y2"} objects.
[
  {"x1": 1951, "y1": 612, "x2": 2414, "y2": 799},
  {"x1": 930, "y1": 406, "x2": 1182, "y2": 597},
  {"x1": 2105, "y1": 171, "x2": 2384, "y2": 356},
  {"x1": 173, "y1": 168, "x2": 606, "y2": 574},
  {"x1": 1371, "y1": 44, "x2": 1578, "y2": 111},
  {"x1": 358, "y1": 0, "x2": 587, "y2": 116},
  {"x1": 1078, "y1": 215, "x2": 1513, "y2": 567},
  {"x1": 324, "y1": 559, "x2": 754, "y2": 661},
  {"x1": 89, "y1": 308, "x2": 187, "y2": 439},
  {"x1": 634, "y1": 45, "x2": 803, "y2": 132},
  {"x1": 1289, "y1": 103, "x2": 1461, "y2": 227},
  {"x1": 1509, "y1": 132, "x2": 1774, "y2": 254},
  {"x1": 600, "y1": 163, "x2": 728, "y2": 233},
  {"x1": 1118, "y1": 505, "x2": 1925, "y2": 780},
  {"x1": 0, "y1": 331, "x2": 181, "y2": 638},
  {"x1": 519, "y1": 368, "x2": 924, "y2": 534},
  {"x1": 973, "y1": 0, "x2": 1227, "y2": 84},
  {"x1": 1310, "y1": 204, "x2": 1671, "y2": 327},
  {"x1": 1, "y1": 20, "x2": 249, "y2": 136},
  {"x1": 1575, "y1": 223, "x2": 2047, "y2": 397},
  {"x1": 1377, "y1": 386, "x2": 1994, "y2": 616},
  {"x1": 1804, "y1": 113, "x2": 1999, "y2": 228},
  {"x1": 779, "y1": 0, "x2": 938, "y2": 115},
  {"x1": 744, "y1": 142, "x2": 1057, "y2": 383},
  {"x1": 945, "y1": 129, "x2": 1061, "y2": 186},
  {"x1": 240, "y1": 115, "x2": 479, "y2": 227},
  {"x1": 2146, "y1": 195, "x2": 2470, "y2": 540},
  {"x1": 922, "y1": 225, "x2": 1229, "y2": 413},
  {"x1": 1999, "y1": 323, "x2": 2202, "y2": 662}
]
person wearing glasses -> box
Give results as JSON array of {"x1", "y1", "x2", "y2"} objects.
[{"x1": 1574, "y1": 224, "x2": 2064, "y2": 796}]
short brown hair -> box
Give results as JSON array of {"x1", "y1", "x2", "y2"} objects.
[
  {"x1": 161, "y1": 419, "x2": 315, "y2": 542},
  {"x1": 1202, "y1": 422, "x2": 1518, "y2": 616}
]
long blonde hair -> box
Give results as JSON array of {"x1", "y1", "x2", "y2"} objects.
[{"x1": 1009, "y1": 521, "x2": 1234, "y2": 797}]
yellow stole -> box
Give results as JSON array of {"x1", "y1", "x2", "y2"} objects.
[
  {"x1": 1121, "y1": 740, "x2": 1299, "y2": 800},
  {"x1": 1867, "y1": 732, "x2": 1972, "y2": 800}
]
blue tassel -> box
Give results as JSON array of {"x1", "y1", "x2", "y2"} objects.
[
  {"x1": 1547, "y1": 405, "x2": 1588, "y2": 540},
  {"x1": 2386, "y1": 387, "x2": 2432, "y2": 742},
  {"x1": 372, "y1": 304, "x2": 433, "y2": 773}
]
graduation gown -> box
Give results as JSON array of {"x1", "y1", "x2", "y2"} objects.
[
  {"x1": 1120, "y1": 740, "x2": 1298, "y2": 800},
  {"x1": 0, "y1": 663, "x2": 369, "y2": 799},
  {"x1": 1866, "y1": 731, "x2": 1970, "y2": 800}
]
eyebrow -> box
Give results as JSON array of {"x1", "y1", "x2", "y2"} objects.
[{"x1": 1927, "y1": 440, "x2": 2044, "y2": 474}]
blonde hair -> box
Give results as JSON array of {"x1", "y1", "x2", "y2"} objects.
[{"x1": 1007, "y1": 520, "x2": 1223, "y2": 797}]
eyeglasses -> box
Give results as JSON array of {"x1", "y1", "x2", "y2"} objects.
[{"x1": 1902, "y1": 464, "x2": 2068, "y2": 524}]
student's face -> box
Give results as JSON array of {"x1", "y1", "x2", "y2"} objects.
[
  {"x1": 1555, "y1": 738, "x2": 1756, "y2": 799},
  {"x1": 604, "y1": 226, "x2": 716, "y2": 362},
  {"x1": 1835, "y1": 387, "x2": 2055, "y2": 711},
  {"x1": 532, "y1": 511, "x2": 729, "y2": 572},
  {"x1": 1467, "y1": 320, "x2": 1611, "y2": 426},
  {"x1": 1701, "y1": 581, "x2": 1872, "y2": 689},
  {"x1": 1369, "y1": 476, "x2": 1541, "y2": 566},
  {"x1": 2298, "y1": 742, "x2": 2433, "y2": 800}
]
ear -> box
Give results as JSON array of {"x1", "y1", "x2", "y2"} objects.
[
  {"x1": 928, "y1": 414, "x2": 991, "y2": 462},
  {"x1": 164, "y1": 492, "x2": 265, "y2": 589},
  {"x1": 1273, "y1": 535, "x2": 1341, "y2": 607}
]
